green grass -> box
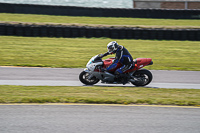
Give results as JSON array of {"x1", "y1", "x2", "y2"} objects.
[
  {"x1": 0, "y1": 85, "x2": 199, "y2": 106},
  {"x1": 0, "y1": 36, "x2": 199, "y2": 70},
  {"x1": 0, "y1": 13, "x2": 200, "y2": 28}
]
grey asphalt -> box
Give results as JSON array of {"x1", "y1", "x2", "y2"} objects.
[
  {"x1": 0, "y1": 104, "x2": 199, "y2": 133},
  {"x1": 0, "y1": 67, "x2": 200, "y2": 133},
  {"x1": 0, "y1": 67, "x2": 200, "y2": 89}
]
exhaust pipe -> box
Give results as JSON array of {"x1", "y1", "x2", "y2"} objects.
[{"x1": 129, "y1": 79, "x2": 135, "y2": 83}]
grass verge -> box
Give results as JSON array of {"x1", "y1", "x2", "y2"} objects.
[
  {"x1": 0, "y1": 36, "x2": 199, "y2": 70},
  {"x1": 0, "y1": 85, "x2": 199, "y2": 106},
  {"x1": 0, "y1": 13, "x2": 200, "y2": 29}
]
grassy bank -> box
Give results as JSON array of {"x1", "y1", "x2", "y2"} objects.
[
  {"x1": 0, "y1": 85, "x2": 199, "y2": 106},
  {"x1": 0, "y1": 36, "x2": 199, "y2": 70},
  {"x1": 0, "y1": 13, "x2": 200, "y2": 29}
]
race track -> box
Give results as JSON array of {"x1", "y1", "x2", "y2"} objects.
[
  {"x1": 0, "y1": 104, "x2": 200, "y2": 133},
  {"x1": 0, "y1": 67, "x2": 200, "y2": 89},
  {"x1": 0, "y1": 67, "x2": 200, "y2": 133}
]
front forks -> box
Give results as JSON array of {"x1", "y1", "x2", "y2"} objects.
[
  {"x1": 83, "y1": 69, "x2": 94, "y2": 80},
  {"x1": 87, "y1": 73, "x2": 94, "y2": 80}
]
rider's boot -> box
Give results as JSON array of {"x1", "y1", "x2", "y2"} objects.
[
  {"x1": 115, "y1": 74, "x2": 128, "y2": 85},
  {"x1": 120, "y1": 74, "x2": 128, "y2": 85}
]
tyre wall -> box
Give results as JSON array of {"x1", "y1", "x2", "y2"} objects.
[
  {"x1": 0, "y1": 23, "x2": 199, "y2": 41},
  {"x1": 0, "y1": 2, "x2": 200, "y2": 19}
]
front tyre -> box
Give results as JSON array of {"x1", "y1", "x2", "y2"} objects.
[
  {"x1": 79, "y1": 71, "x2": 100, "y2": 85},
  {"x1": 131, "y1": 69, "x2": 153, "y2": 86}
]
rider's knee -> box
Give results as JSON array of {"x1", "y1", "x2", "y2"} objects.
[{"x1": 115, "y1": 69, "x2": 123, "y2": 75}]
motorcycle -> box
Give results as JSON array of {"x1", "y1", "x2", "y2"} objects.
[{"x1": 79, "y1": 54, "x2": 153, "y2": 86}]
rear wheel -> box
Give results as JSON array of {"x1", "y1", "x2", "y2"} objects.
[
  {"x1": 79, "y1": 71, "x2": 100, "y2": 85},
  {"x1": 131, "y1": 69, "x2": 152, "y2": 86}
]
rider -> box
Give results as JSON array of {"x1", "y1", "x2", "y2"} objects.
[{"x1": 100, "y1": 41, "x2": 134, "y2": 83}]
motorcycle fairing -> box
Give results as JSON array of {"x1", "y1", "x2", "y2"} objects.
[
  {"x1": 136, "y1": 58, "x2": 152, "y2": 68},
  {"x1": 103, "y1": 58, "x2": 152, "y2": 73},
  {"x1": 92, "y1": 71, "x2": 115, "y2": 82}
]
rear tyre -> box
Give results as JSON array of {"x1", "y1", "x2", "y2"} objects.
[
  {"x1": 79, "y1": 71, "x2": 100, "y2": 85},
  {"x1": 131, "y1": 69, "x2": 152, "y2": 86}
]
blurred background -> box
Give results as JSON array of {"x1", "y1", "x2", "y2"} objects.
[
  {"x1": 0, "y1": 0, "x2": 199, "y2": 9},
  {"x1": 0, "y1": 0, "x2": 133, "y2": 8},
  {"x1": 0, "y1": 0, "x2": 199, "y2": 70}
]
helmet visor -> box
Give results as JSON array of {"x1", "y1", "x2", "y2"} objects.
[{"x1": 107, "y1": 47, "x2": 114, "y2": 53}]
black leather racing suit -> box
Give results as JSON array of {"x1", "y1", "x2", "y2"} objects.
[{"x1": 102, "y1": 45, "x2": 133, "y2": 74}]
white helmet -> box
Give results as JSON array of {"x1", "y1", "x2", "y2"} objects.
[{"x1": 107, "y1": 41, "x2": 119, "y2": 54}]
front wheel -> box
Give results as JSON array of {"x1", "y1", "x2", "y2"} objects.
[
  {"x1": 79, "y1": 71, "x2": 100, "y2": 85},
  {"x1": 131, "y1": 69, "x2": 153, "y2": 86}
]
